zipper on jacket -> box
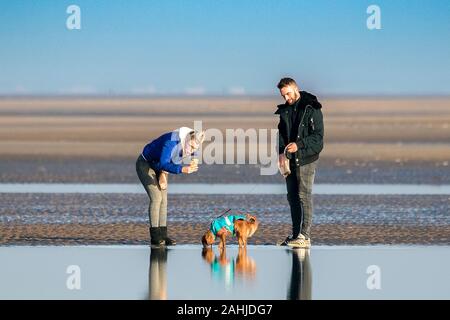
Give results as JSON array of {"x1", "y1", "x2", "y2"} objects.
[{"x1": 298, "y1": 105, "x2": 312, "y2": 139}]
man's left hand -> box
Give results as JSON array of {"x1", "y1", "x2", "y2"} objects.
[{"x1": 286, "y1": 142, "x2": 298, "y2": 153}]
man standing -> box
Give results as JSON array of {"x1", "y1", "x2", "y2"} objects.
[{"x1": 275, "y1": 78, "x2": 324, "y2": 248}]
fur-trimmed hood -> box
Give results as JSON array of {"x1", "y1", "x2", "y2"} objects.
[{"x1": 274, "y1": 91, "x2": 322, "y2": 114}]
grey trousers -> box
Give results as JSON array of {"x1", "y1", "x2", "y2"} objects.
[
  {"x1": 285, "y1": 160, "x2": 318, "y2": 239},
  {"x1": 136, "y1": 155, "x2": 168, "y2": 227}
]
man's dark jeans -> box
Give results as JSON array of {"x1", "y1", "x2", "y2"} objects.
[{"x1": 285, "y1": 159, "x2": 318, "y2": 239}]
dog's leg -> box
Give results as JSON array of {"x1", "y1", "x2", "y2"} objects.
[
  {"x1": 222, "y1": 234, "x2": 227, "y2": 248},
  {"x1": 218, "y1": 246, "x2": 227, "y2": 264},
  {"x1": 238, "y1": 245, "x2": 247, "y2": 258},
  {"x1": 236, "y1": 232, "x2": 243, "y2": 248},
  {"x1": 218, "y1": 232, "x2": 226, "y2": 250}
]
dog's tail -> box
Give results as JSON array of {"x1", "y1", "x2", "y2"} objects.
[
  {"x1": 234, "y1": 215, "x2": 259, "y2": 238},
  {"x1": 245, "y1": 214, "x2": 258, "y2": 225},
  {"x1": 247, "y1": 215, "x2": 259, "y2": 237},
  {"x1": 247, "y1": 215, "x2": 257, "y2": 223}
]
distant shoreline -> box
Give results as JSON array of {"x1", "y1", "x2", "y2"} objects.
[{"x1": 1, "y1": 94, "x2": 450, "y2": 100}]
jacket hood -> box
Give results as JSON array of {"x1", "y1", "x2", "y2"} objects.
[
  {"x1": 274, "y1": 90, "x2": 322, "y2": 114},
  {"x1": 169, "y1": 127, "x2": 194, "y2": 163},
  {"x1": 173, "y1": 127, "x2": 194, "y2": 146},
  {"x1": 170, "y1": 127, "x2": 205, "y2": 163}
]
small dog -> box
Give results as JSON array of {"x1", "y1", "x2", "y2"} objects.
[{"x1": 201, "y1": 214, "x2": 259, "y2": 249}]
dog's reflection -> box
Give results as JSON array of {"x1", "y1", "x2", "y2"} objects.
[
  {"x1": 148, "y1": 247, "x2": 168, "y2": 300},
  {"x1": 288, "y1": 248, "x2": 312, "y2": 300},
  {"x1": 202, "y1": 247, "x2": 256, "y2": 287},
  {"x1": 235, "y1": 247, "x2": 256, "y2": 279}
]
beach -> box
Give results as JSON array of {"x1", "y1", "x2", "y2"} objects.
[{"x1": 1, "y1": 97, "x2": 449, "y2": 245}]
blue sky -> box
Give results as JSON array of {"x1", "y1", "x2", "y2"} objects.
[{"x1": 0, "y1": 0, "x2": 449, "y2": 96}]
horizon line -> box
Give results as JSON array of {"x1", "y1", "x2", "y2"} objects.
[{"x1": 1, "y1": 93, "x2": 450, "y2": 99}]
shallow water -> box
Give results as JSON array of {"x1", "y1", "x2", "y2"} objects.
[
  {"x1": 1, "y1": 245, "x2": 449, "y2": 299},
  {"x1": 1, "y1": 183, "x2": 450, "y2": 194}
]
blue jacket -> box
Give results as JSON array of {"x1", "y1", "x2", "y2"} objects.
[
  {"x1": 142, "y1": 131, "x2": 197, "y2": 174},
  {"x1": 210, "y1": 215, "x2": 247, "y2": 236}
]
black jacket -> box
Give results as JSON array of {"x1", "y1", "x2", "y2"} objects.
[{"x1": 275, "y1": 91, "x2": 324, "y2": 166}]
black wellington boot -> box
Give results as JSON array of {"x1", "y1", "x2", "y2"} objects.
[
  {"x1": 150, "y1": 227, "x2": 164, "y2": 246},
  {"x1": 160, "y1": 226, "x2": 176, "y2": 245}
]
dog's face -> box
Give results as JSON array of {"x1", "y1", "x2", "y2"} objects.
[{"x1": 202, "y1": 230, "x2": 215, "y2": 248}]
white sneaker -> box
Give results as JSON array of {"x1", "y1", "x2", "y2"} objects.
[
  {"x1": 278, "y1": 233, "x2": 306, "y2": 246},
  {"x1": 287, "y1": 234, "x2": 310, "y2": 248}
]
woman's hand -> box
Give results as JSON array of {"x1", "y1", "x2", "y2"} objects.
[{"x1": 182, "y1": 162, "x2": 198, "y2": 174}]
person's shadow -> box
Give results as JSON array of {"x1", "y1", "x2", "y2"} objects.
[
  {"x1": 287, "y1": 248, "x2": 312, "y2": 300},
  {"x1": 148, "y1": 247, "x2": 168, "y2": 300}
]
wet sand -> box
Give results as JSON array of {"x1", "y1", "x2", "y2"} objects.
[
  {"x1": 1, "y1": 194, "x2": 449, "y2": 245},
  {"x1": 2, "y1": 245, "x2": 450, "y2": 299},
  {"x1": 3, "y1": 222, "x2": 450, "y2": 246}
]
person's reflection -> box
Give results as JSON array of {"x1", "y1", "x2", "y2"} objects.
[
  {"x1": 288, "y1": 248, "x2": 312, "y2": 300},
  {"x1": 148, "y1": 247, "x2": 167, "y2": 300}
]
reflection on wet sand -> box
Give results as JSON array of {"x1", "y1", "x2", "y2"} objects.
[
  {"x1": 148, "y1": 247, "x2": 168, "y2": 300},
  {"x1": 235, "y1": 247, "x2": 257, "y2": 279},
  {"x1": 202, "y1": 247, "x2": 257, "y2": 289},
  {"x1": 148, "y1": 246, "x2": 309, "y2": 299},
  {"x1": 288, "y1": 249, "x2": 312, "y2": 300}
]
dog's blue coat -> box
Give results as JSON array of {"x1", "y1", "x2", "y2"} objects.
[{"x1": 210, "y1": 215, "x2": 246, "y2": 236}]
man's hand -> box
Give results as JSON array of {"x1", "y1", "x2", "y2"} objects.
[
  {"x1": 182, "y1": 162, "x2": 198, "y2": 174},
  {"x1": 286, "y1": 142, "x2": 298, "y2": 153}
]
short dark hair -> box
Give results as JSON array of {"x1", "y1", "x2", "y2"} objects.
[{"x1": 277, "y1": 78, "x2": 298, "y2": 90}]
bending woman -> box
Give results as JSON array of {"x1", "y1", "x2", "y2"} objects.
[{"x1": 136, "y1": 127, "x2": 205, "y2": 245}]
